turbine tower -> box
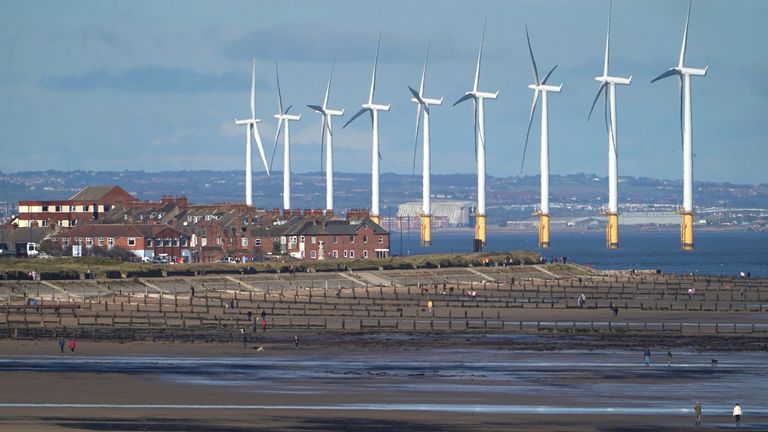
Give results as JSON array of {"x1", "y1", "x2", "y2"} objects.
[
  {"x1": 651, "y1": 0, "x2": 707, "y2": 251},
  {"x1": 521, "y1": 25, "x2": 562, "y2": 249},
  {"x1": 409, "y1": 46, "x2": 443, "y2": 246},
  {"x1": 343, "y1": 34, "x2": 390, "y2": 225},
  {"x1": 308, "y1": 58, "x2": 344, "y2": 213},
  {"x1": 269, "y1": 63, "x2": 301, "y2": 210},
  {"x1": 454, "y1": 23, "x2": 498, "y2": 253},
  {"x1": 234, "y1": 59, "x2": 270, "y2": 206},
  {"x1": 588, "y1": 1, "x2": 631, "y2": 249}
]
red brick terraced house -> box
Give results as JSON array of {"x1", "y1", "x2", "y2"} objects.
[
  {"x1": 53, "y1": 224, "x2": 190, "y2": 261},
  {"x1": 16, "y1": 185, "x2": 137, "y2": 228},
  {"x1": 281, "y1": 218, "x2": 390, "y2": 260}
]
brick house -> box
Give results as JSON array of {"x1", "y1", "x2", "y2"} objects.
[
  {"x1": 17, "y1": 185, "x2": 136, "y2": 228},
  {"x1": 282, "y1": 218, "x2": 390, "y2": 260},
  {"x1": 54, "y1": 224, "x2": 190, "y2": 261}
]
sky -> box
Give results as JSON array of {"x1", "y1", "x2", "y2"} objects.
[{"x1": 0, "y1": 0, "x2": 766, "y2": 184}]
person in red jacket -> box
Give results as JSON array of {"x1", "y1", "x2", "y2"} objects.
[{"x1": 69, "y1": 339, "x2": 76, "y2": 353}]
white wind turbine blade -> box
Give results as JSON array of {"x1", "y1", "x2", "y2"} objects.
[
  {"x1": 473, "y1": 21, "x2": 486, "y2": 93},
  {"x1": 252, "y1": 124, "x2": 269, "y2": 176},
  {"x1": 324, "y1": 54, "x2": 336, "y2": 110},
  {"x1": 320, "y1": 115, "x2": 327, "y2": 173},
  {"x1": 343, "y1": 108, "x2": 368, "y2": 128},
  {"x1": 541, "y1": 65, "x2": 557, "y2": 85},
  {"x1": 275, "y1": 63, "x2": 284, "y2": 115},
  {"x1": 588, "y1": 82, "x2": 607, "y2": 122},
  {"x1": 250, "y1": 59, "x2": 256, "y2": 119},
  {"x1": 604, "y1": 0, "x2": 612, "y2": 77},
  {"x1": 679, "y1": 0, "x2": 691, "y2": 69},
  {"x1": 521, "y1": 90, "x2": 539, "y2": 174},
  {"x1": 270, "y1": 118, "x2": 284, "y2": 172},
  {"x1": 525, "y1": 25, "x2": 539, "y2": 84},
  {"x1": 410, "y1": 88, "x2": 423, "y2": 175},
  {"x1": 419, "y1": 44, "x2": 429, "y2": 96},
  {"x1": 408, "y1": 86, "x2": 428, "y2": 113},
  {"x1": 369, "y1": 33, "x2": 382, "y2": 105}
]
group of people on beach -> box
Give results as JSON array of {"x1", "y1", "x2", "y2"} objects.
[
  {"x1": 57, "y1": 336, "x2": 76, "y2": 353},
  {"x1": 691, "y1": 401, "x2": 744, "y2": 427}
]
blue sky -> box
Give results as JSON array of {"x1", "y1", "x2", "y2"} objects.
[{"x1": 0, "y1": 0, "x2": 766, "y2": 184}]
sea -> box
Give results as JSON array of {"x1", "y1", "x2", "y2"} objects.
[{"x1": 390, "y1": 229, "x2": 768, "y2": 277}]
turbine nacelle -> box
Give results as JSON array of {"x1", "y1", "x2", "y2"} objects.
[
  {"x1": 528, "y1": 83, "x2": 562, "y2": 93},
  {"x1": 680, "y1": 66, "x2": 708, "y2": 76},
  {"x1": 595, "y1": 75, "x2": 632, "y2": 85},
  {"x1": 410, "y1": 96, "x2": 443, "y2": 106},
  {"x1": 234, "y1": 118, "x2": 261, "y2": 125},
  {"x1": 363, "y1": 103, "x2": 391, "y2": 112},
  {"x1": 473, "y1": 91, "x2": 499, "y2": 100},
  {"x1": 274, "y1": 113, "x2": 302, "y2": 121}
]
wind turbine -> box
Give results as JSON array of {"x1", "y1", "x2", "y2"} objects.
[
  {"x1": 454, "y1": 22, "x2": 498, "y2": 253},
  {"x1": 234, "y1": 59, "x2": 270, "y2": 207},
  {"x1": 521, "y1": 25, "x2": 562, "y2": 249},
  {"x1": 308, "y1": 57, "x2": 344, "y2": 213},
  {"x1": 651, "y1": 0, "x2": 707, "y2": 251},
  {"x1": 270, "y1": 63, "x2": 301, "y2": 211},
  {"x1": 588, "y1": 1, "x2": 631, "y2": 249},
  {"x1": 343, "y1": 34, "x2": 390, "y2": 226},
  {"x1": 409, "y1": 46, "x2": 443, "y2": 246}
]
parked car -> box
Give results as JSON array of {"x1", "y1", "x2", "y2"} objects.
[{"x1": 220, "y1": 256, "x2": 237, "y2": 264}]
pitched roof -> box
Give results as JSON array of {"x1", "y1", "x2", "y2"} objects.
[{"x1": 69, "y1": 185, "x2": 135, "y2": 202}]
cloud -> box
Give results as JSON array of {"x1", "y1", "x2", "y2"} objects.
[
  {"x1": 39, "y1": 65, "x2": 270, "y2": 93},
  {"x1": 223, "y1": 26, "x2": 468, "y2": 63}
]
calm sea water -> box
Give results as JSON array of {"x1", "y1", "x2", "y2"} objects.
[{"x1": 390, "y1": 230, "x2": 768, "y2": 277}]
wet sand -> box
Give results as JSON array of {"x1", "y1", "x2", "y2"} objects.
[{"x1": 1, "y1": 333, "x2": 766, "y2": 431}]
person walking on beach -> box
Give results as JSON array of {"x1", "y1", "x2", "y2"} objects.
[
  {"x1": 733, "y1": 403, "x2": 742, "y2": 427},
  {"x1": 69, "y1": 339, "x2": 76, "y2": 353},
  {"x1": 261, "y1": 318, "x2": 267, "y2": 333},
  {"x1": 294, "y1": 335, "x2": 299, "y2": 349},
  {"x1": 241, "y1": 330, "x2": 248, "y2": 349},
  {"x1": 427, "y1": 299, "x2": 433, "y2": 313},
  {"x1": 58, "y1": 336, "x2": 65, "y2": 353},
  {"x1": 666, "y1": 351, "x2": 672, "y2": 367},
  {"x1": 694, "y1": 400, "x2": 702, "y2": 426},
  {"x1": 643, "y1": 349, "x2": 651, "y2": 366}
]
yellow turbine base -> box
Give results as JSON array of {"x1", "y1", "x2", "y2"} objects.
[
  {"x1": 538, "y1": 214, "x2": 550, "y2": 248},
  {"x1": 606, "y1": 213, "x2": 619, "y2": 249},
  {"x1": 370, "y1": 214, "x2": 380, "y2": 225},
  {"x1": 420, "y1": 214, "x2": 431, "y2": 246},
  {"x1": 681, "y1": 212, "x2": 694, "y2": 250},
  {"x1": 475, "y1": 214, "x2": 486, "y2": 244}
]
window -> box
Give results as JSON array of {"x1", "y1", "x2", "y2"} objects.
[
  {"x1": 200, "y1": 238, "x2": 206, "y2": 246},
  {"x1": 363, "y1": 250, "x2": 368, "y2": 259},
  {"x1": 343, "y1": 250, "x2": 348, "y2": 258},
  {"x1": 107, "y1": 238, "x2": 114, "y2": 248},
  {"x1": 104, "y1": 205, "x2": 111, "y2": 212},
  {"x1": 69, "y1": 206, "x2": 75, "y2": 212},
  {"x1": 55, "y1": 206, "x2": 62, "y2": 212},
  {"x1": 171, "y1": 238, "x2": 179, "y2": 247},
  {"x1": 379, "y1": 235, "x2": 384, "y2": 244},
  {"x1": 241, "y1": 237, "x2": 248, "y2": 247},
  {"x1": 310, "y1": 250, "x2": 317, "y2": 259},
  {"x1": 349, "y1": 236, "x2": 355, "y2": 244},
  {"x1": 62, "y1": 238, "x2": 69, "y2": 247},
  {"x1": 83, "y1": 205, "x2": 89, "y2": 212},
  {"x1": 147, "y1": 239, "x2": 153, "y2": 247},
  {"x1": 311, "y1": 236, "x2": 316, "y2": 244},
  {"x1": 42, "y1": 206, "x2": 49, "y2": 212},
  {"x1": 127, "y1": 238, "x2": 136, "y2": 247},
  {"x1": 332, "y1": 236, "x2": 338, "y2": 244},
  {"x1": 98, "y1": 238, "x2": 104, "y2": 247},
  {"x1": 350, "y1": 250, "x2": 355, "y2": 258},
  {"x1": 41, "y1": 220, "x2": 48, "y2": 227},
  {"x1": 217, "y1": 238, "x2": 222, "y2": 245},
  {"x1": 332, "y1": 250, "x2": 338, "y2": 259},
  {"x1": 254, "y1": 239, "x2": 261, "y2": 246},
  {"x1": 86, "y1": 238, "x2": 93, "y2": 247},
  {"x1": 182, "y1": 238, "x2": 188, "y2": 247},
  {"x1": 299, "y1": 236, "x2": 305, "y2": 243},
  {"x1": 363, "y1": 235, "x2": 368, "y2": 244},
  {"x1": 290, "y1": 236, "x2": 297, "y2": 245}
]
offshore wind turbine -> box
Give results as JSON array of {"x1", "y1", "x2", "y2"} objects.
[
  {"x1": 521, "y1": 25, "x2": 562, "y2": 249},
  {"x1": 588, "y1": 1, "x2": 631, "y2": 250},
  {"x1": 409, "y1": 46, "x2": 443, "y2": 246},
  {"x1": 308, "y1": 58, "x2": 344, "y2": 212},
  {"x1": 651, "y1": 0, "x2": 707, "y2": 251},
  {"x1": 234, "y1": 59, "x2": 270, "y2": 207},
  {"x1": 270, "y1": 63, "x2": 301, "y2": 210},
  {"x1": 454, "y1": 23, "x2": 498, "y2": 253},
  {"x1": 343, "y1": 34, "x2": 390, "y2": 225}
]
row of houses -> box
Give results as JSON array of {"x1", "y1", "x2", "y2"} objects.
[{"x1": 6, "y1": 185, "x2": 391, "y2": 262}]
